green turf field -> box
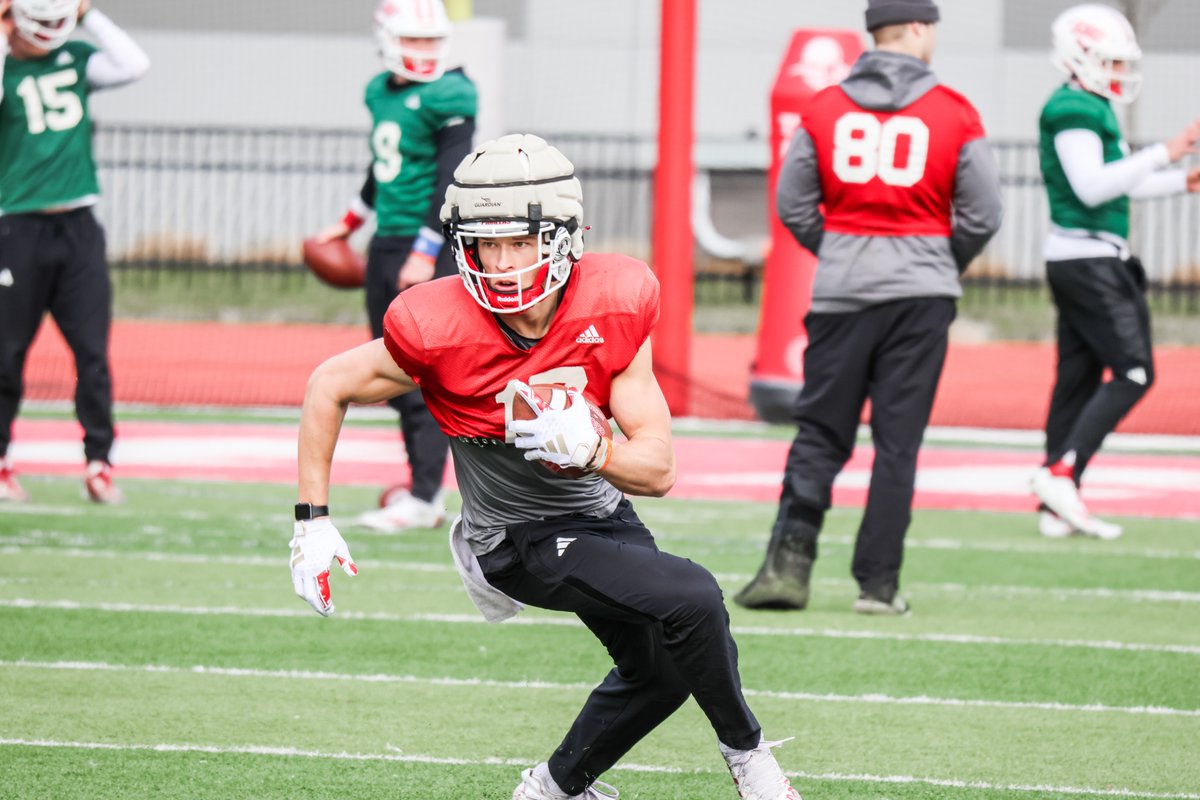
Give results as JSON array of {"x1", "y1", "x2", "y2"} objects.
[{"x1": 1, "y1": 474, "x2": 1197, "y2": 800}]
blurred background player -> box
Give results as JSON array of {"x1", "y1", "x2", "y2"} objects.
[
  {"x1": 313, "y1": 0, "x2": 476, "y2": 532},
  {"x1": 734, "y1": 0, "x2": 1002, "y2": 615},
  {"x1": 0, "y1": 0, "x2": 148, "y2": 503},
  {"x1": 289, "y1": 134, "x2": 802, "y2": 800},
  {"x1": 1031, "y1": 3, "x2": 1200, "y2": 540}
]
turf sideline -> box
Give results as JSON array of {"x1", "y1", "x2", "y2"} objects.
[
  {"x1": 3, "y1": 599, "x2": 1197, "y2": 656},
  {"x1": 0, "y1": 737, "x2": 1195, "y2": 800}
]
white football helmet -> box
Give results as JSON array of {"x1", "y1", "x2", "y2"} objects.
[
  {"x1": 1051, "y1": 4, "x2": 1143, "y2": 104},
  {"x1": 374, "y1": 0, "x2": 451, "y2": 83},
  {"x1": 12, "y1": 0, "x2": 81, "y2": 51},
  {"x1": 441, "y1": 134, "x2": 585, "y2": 315}
]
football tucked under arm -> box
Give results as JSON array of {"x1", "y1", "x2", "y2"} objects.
[{"x1": 507, "y1": 381, "x2": 613, "y2": 479}]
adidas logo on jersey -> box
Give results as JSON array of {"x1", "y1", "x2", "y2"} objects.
[
  {"x1": 0, "y1": 269, "x2": 13, "y2": 288},
  {"x1": 556, "y1": 537, "x2": 576, "y2": 557},
  {"x1": 405, "y1": 95, "x2": 421, "y2": 110},
  {"x1": 576, "y1": 325, "x2": 604, "y2": 344},
  {"x1": 55, "y1": 51, "x2": 74, "y2": 66}
]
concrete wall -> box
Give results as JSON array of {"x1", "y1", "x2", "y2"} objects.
[{"x1": 79, "y1": 0, "x2": 1200, "y2": 164}]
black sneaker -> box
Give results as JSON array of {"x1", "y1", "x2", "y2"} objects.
[
  {"x1": 852, "y1": 592, "x2": 910, "y2": 616},
  {"x1": 734, "y1": 553, "x2": 813, "y2": 611}
]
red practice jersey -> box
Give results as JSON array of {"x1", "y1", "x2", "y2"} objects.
[
  {"x1": 382, "y1": 253, "x2": 660, "y2": 441},
  {"x1": 802, "y1": 84, "x2": 985, "y2": 238}
]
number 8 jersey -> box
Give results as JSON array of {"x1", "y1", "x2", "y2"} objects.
[
  {"x1": 778, "y1": 50, "x2": 1001, "y2": 313},
  {"x1": 0, "y1": 41, "x2": 99, "y2": 214}
]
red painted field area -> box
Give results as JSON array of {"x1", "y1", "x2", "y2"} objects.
[
  {"x1": 22, "y1": 320, "x2": 1200, "y2": 433},
  {"x1": 10, "y1": 418, "x2": 1200, "y2": 520}
]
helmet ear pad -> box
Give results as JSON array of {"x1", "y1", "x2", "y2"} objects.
[{"x1": 547, "y1": 226, "x2": 574, "y2": 284}]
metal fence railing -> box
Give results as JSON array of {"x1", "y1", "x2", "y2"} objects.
[{"x1": 92, "y1": 124, "x2": 1200, "y2": 312}]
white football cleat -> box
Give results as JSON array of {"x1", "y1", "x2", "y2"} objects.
[
  {"x1": 720, "y1": 737, "x2": 803, "y2": 800},
  {"x1": 1038, "y1": 509, "x2": 1074, "y2": 539},
  {"x1": 511, "y1": 763, "x2": 618, "y2": 799},
  {"x1": 85, "y1": 460, "x2": 124, "y2": 505},
  {"x1": 1077, "y1": 514, "x2": 1123, "y2": 540},
  {"x1": 0, "y1": 457, "x2": 29, "y2": 502},
  {"x1": 356, "y1": 489, "x2": 446, "y2": 532},
  {"x1": 1031, "y1": 466, "x2": 1090, "y2": 532}
]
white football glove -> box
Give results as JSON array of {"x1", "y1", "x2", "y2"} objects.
[
  {"x1": 508, "y1": 381, "x2": 608, "y2": 472},
  {"x1": 289, "y1": 518, "x2": 358, "y2": 616}
]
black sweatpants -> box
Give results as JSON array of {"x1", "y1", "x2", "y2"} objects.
[
  {"x1": 1044, "y1": 257, "x2": 1153, "y2": 483},
  {"x1": 365, "y1": 234, "x2": 454, "y2": 503},
  {"x1": 770, "y1": 297, "x2": 955, "y2": 599},
  {"x1": 0, "y1": 208, "x2": 115, "y2": 463},
  {"x1": 477, "y1": 499, "x2": 762, "y2": 795}
]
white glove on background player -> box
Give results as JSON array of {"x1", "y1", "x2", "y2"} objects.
[
  {"x1": 289, "y1": 518, "x2": 357, "y2": 616},
  {"x1": 508, "y1": 382, "x2": 609, "y2": 472}
]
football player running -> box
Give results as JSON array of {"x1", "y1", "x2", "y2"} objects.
[
  {"x1": 0, "y1": 0, "x2": 148, "y2": 504},
  {"x1": 312, "y1": 0, "x2": 477, "y2": 534},
  {"x1": 735, "y1": 0, "x2": 1002, "y2": 616},
  {"x1": 290, "y1": 135, "x2": 803, "y2": 800},
  {"x1": 1031, "y1": 4, "x2": 1200, "y2": 540}
]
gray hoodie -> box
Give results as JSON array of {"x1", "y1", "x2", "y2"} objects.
[{"x1": 776, "y1": 50, "x2": 1003, "y2": 313}]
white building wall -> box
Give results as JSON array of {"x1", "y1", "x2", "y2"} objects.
[{"x1": 84, "y1": 0, "x2": 1198, "y2": 168}]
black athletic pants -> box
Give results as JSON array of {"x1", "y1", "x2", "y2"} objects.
[
  {"x1": 478, "y1": 499, "x2": 762, "y2": 795},
  {"x1": 365, "y1": 234, "x2": 453, "y2": 503},
  {"x1": 1044, "y1": 257, "x2": 1153, "y2": 484},
  {"x1": 0, "y1": 208, "x2": 115, "y2": 463},
  {"x1": 769, "y1": 297, "x2": 955, "y2": 599}
]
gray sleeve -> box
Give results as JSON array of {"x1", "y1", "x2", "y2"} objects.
[
  {"x1": 950, "y1": 137, "x2": 1004, "y2": 273},
  {"x1": 775, "y1": 129, "x2": 825, "y2": 255}
]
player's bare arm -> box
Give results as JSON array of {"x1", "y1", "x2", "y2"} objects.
[
  {"x1": 298, "y1": 339, "x2": 417, "y2": 504},
  {"x1": 600, "y1": 339, "x2": 676, "y2": 497}
]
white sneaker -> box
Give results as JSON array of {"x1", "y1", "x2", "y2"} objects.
[
  {"x1": 1031, "y1": 466, "x2": 1098, "y2": 532},
  {"x1": 1038, "y1": 510, "x2": 1074, "y2": 539},
  {"x1": 85, "y1": 461, "x2": 124, "y2": 505},
  {"x1": 356, "y1": 489, "x2": 446, "y2": 532},
  {"x1": 720, "y1": 737, "x2": 802, "y2": 800},
  {"x1": 511, "y1": 763, "x2": 619, "y2": 799},
  {"x1": 1078, "y1": 515, "x2": 1123, "y2": 540},
  {"x1": 0, "y1": 457, "x2": 29, "y2": 502}
]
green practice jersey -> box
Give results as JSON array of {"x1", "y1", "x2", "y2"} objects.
[
  {"x1": 365, "y1": 69, "x2": 477, "y2": 237},
  {"x1": 0, "y1": 41, "x2": 99, "y2": 214},
  {"x1": 1038, "y1": 83, "x2": 1129, "y2": 239}
]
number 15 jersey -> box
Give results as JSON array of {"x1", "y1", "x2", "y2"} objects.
[{"x1": 0, "y1": 41, "x2": 99, "y2": 214}]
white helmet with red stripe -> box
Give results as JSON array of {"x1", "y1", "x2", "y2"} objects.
[
  {"x1": 1051, "y1": 4, "x2": 1143, "y2": 103},
  {"x1": 374, "y1": 0, "x2": 451, "y2": 83},
  {"x1": 12, "y1": 0, "x2": 81, "y2": 51},
  {"x1": 441, "y1": 135, "x2": 585, "y2": 315}
]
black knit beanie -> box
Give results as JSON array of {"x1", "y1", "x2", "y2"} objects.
[{"x1": 865, "y1": 0, "x2": 940, "y2": 31}]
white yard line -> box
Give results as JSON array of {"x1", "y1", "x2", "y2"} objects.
[
  {"x1": 4, "y1": 659, "x2": 1197, "y2": 718},
  {"x1": 0, "y1": 737, "x2": 1194, "y2": 799},
  {"x1": 7, "y1": 546, "x2": 1200, "y2": 604},
  {"x1": 3, "y1": 598, "x2": 1198, "y2": 655}
]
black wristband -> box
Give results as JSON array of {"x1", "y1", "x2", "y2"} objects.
[{"x1": 295, "y1": 502, "x2": 330, "y2": 521}]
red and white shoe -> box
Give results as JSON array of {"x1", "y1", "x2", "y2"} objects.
[
  {"x1": 1031, "y1": 465, "x2": 1122, "y2": 540},
  {"x1": 720, "y1": 737, "x2": 803, "y2": 800},
  {"x1": 0, "y1": 458, "x2": 29, "y2": 503},
  {"x1": 356, "y1": 489, "x2": 445, "y2": 533},
  {"x1": 85, "y1": 461, "x2": 125, "y2": 505}
]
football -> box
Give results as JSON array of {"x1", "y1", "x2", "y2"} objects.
[
  {"x1": 513, "y1": 383, "x2": 613, "y2": 479},
  {"x1": 302, "y1": 236, "x2": 366, "y2": 289}
]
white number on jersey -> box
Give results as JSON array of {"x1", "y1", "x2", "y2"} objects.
[
  {"x1": 15, "y1": 70, "x2": 84, "y2": 135},
  {"x1": 372, "y1": 121, "x2": 403, "y2": 183},
  {"x1": 495, "y1": 367, "x2": 590, "y2": 444},
  {"x1": 831, "y1": 112, "x2": 929, "y2": 188}
]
